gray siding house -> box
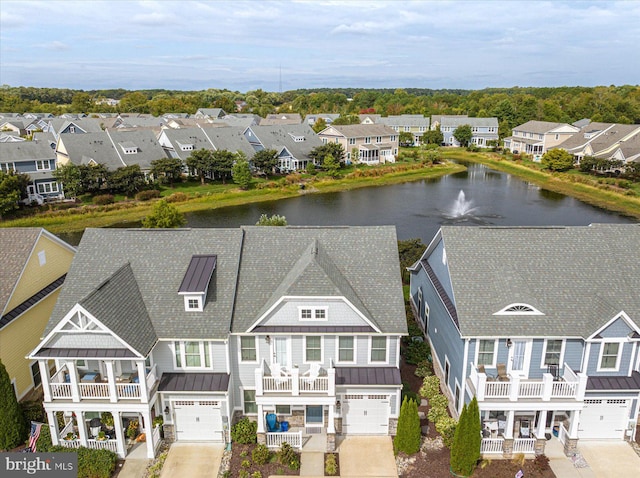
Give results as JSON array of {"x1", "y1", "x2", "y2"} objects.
[
  {"x1": 29, "y1": 226, "x2": 406, "y2": 458},
  {"x1": 409, "y1": 224, "x2": 640, "y2": 458}
]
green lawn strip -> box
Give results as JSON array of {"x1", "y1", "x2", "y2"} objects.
[
  {"x1": 442, "y1": 150, "x2": 640, "y2": 219},
  {"x1": 1, "y1": 162, "x2": 463, "y2": 233}
]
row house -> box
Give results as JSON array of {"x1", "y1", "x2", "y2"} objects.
[
  {"x1": 503, "y1": 121, "x2": 579, "y2": 161},
  {"x1": 317, "y1": 124, "x2": 399, "y2": 164},
  {"x1": 556, "y1": 122, "x2": 640, "y2": 165},
  {"x1": 409, "y1": 224, "x2": 640, "y2": 458},
  {"x1": 437, "y1": 116, "x2": 499, "y2": 147},
  {"x1": 377, "y1": 115, "x2": 430, "y2": 146},
  {"x1": 158, "y1": 125, "x2": 255, "y2": 163},
  {"x1": 29, "y1": 226, "x2": 406, "y2": 458}
]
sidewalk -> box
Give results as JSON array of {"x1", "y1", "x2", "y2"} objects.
[{"x1": 545, "y1": 438, "x2": 596, "y2": 478}]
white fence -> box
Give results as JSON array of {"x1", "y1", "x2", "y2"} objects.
[
  {"x1": 480, "y1": 438, "x2": 504, "y2": 454},
  {"x1": 513, "y1": 438, "x2": 536, "y2": 453},
  {"x1": 87, "y1": 439, "x2": 118, "y2": 452},
  {"x1": 265, "y1": 431, "x2": 303, "y2": 449}
]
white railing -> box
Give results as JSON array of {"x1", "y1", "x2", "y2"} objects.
[
  {"x1": 480, "y1": 438, "x2": 504, "y2": 454},
  {"x1": 562, "y1": 363, "x2": 578, "y2": 382},
  {"x1": 117, "y1": 383, "x2": 141, "y2": 399},
  {"x1": 50, "y1": 383, "x2": 72, "y2": 398},
  {"x1": 153, "y1": 426, "x2": 162, "y2": 451},
  {"x1": 79, "y1": 383, "x2": 110, "y2": 398},
  {"x1": 146, "y1": 364, "x2": 158, "y2": 392},
  {"x1": 59, "y1": 439, "x2": 81, "y2": 449},
  {"x1": 299, "y1": 377, "x2": 328, "y2": 392},
  {"x1": 51, "y1": 366, "x2": 68, "y2": 383},
  {"x1": 262, "y1": 376, "x2": 292, "y2": 391},
  {"x1": 485, "y1": 381, "x2": 510, "y2": 397},
  {"x1": 513, "y1": 438, "x2": 536, "y2": 453},
  {"x1": 519, "y1": 381, "x2": 544, "y2": 398},
  {"x1": 558, "y1": 424, "x2": 568, "y2": 445},
  {"x1": 265, "y1": 431, "x2": 303, "y2": 449},
  {"x1": 87, "y1": 439, "x2": 118, "y2": 452},
  {"x1": 551, "y1": 381, "x2": 577, "y2": 398}
]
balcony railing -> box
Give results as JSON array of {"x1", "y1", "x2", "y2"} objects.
[
  {"x1": 469, "y1": 363, "x2": 587, "y2": 402},
  {"x1": 255, "y1": 360, "x2": 335, "y2": 396},
  {"x1": 513, "y1": 438, "x2": 536, "y2": 453}
]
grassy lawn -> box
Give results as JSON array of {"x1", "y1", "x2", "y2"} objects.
[
  {"x1": 1, "y1": 160, "x2": 464, "y2": 234},
  {"x1": 441, "y1": 148, "x2": 640, "y2": 219}
]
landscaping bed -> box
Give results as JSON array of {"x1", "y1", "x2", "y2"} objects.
[{"x1": 226, "y1": 443, "x2": 299, "y2": 478}]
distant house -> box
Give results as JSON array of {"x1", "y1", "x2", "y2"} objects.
[
  {"x1": 409, "y1": 224, "x2": 640, "y2": 458},
  {"x1": 503, "y1": 121, "x2": 579, "y2": 161},
  {"x1": 317, "y1": 124, "x2": 399, "y2": 164},
  {"x1": 378, "y1": 115, "x2": 430, "y2": 145},
  {"x1": 305, "y1": 114, "x2": 340, "y2": 127},
  {"x1": 437, "y1": 116, "x2": 499, "y2": 147},
  {"x1": 194, "y1": 108, "x2": 227, "y2": 119},
  {"x1": 430, "y1": 115, "x2": 468, "y2": 130},
  {"x1": 260, "y1": 114, "x2": 303, "y2": 126},
  {"x1": 0, "y1": 228, "x2": 75, "y2": 401},
  {"x1": 0, "y1": 139, "x2": 63, "y2": 203},
  {"x1": 556, "y1": 122, "x2": 640, "y2": 164}
]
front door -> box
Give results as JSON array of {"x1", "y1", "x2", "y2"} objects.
[
  {"x1": 508, "y1": 340, "x2": 531, "y2": 377},
  {"x1": 305, "y1": 405, "x2": 323, "y2": 425},
  {"x1": 272, "y1": 337, "x2": 289, "y2": 368}
]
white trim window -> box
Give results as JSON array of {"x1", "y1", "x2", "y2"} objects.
[
  {"x1": 37, "y1": 182, "x2": 59, "y2": 194},
  {"x1": 349, "y1": 138, "x2": 356, "y2": 145},
  {"x1": 36, "y1": 160, "x2": 51, "y2": 170},
  {"x1": 541, "y1": 339, "x2": 563, "y2": 367},
  {"x1": 299, "y1": 307, "x2": 327, "y2": 321},
  {"x1": 183, "y1": 294, "x2": 204, "y2": 312},
  {"x1": 598, "y1": 341, "x2": 621, "y2": 371},
  {"x1": 174, "y1": 341, "x2": 211, "y2": 369},
  {"x1": 239, "y1": 336, "x2": 257, "y2": 363},
  {"x1": 476, "y1": 339, "x2": 496, "y2": 367},
  {"x1": 243, "y1": 389, "x2": 257, "y2": 414},
  {"x1": 31, "y1": 361, "x2": 42, "y2": 388},
  {"x1": 337, "y1": 336, "x2": 355, "y2": 363},
  {"x1": 369, "y1": 336, "x2": 388, "y2": 363},
  {"x1": 305, "y1": 336, "x2": 323, "y2": 363}
]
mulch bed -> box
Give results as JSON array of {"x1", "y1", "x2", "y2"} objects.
[
  {"x1": 227, "y1": 443, "x2": 299, "y2": 477},
  {"x1": 399, "y1": 359, "x2": 556, "y2": 478}
]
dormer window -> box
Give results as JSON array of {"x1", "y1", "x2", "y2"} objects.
[
  {"x1": 119, "y1": 142, "x2": 138, "y2": 154},
  {"x1": 177, "y1": 141, "x2": 194, "y2": 151},
  {"x1": 185, "y1": 295, "x2": 203, "y2": 311},
  {"x1": 179, "y1": 254, "x2": 217, "y2": 312},
  {"x1": 299, "y1": 307, "x2": 328, "y2": 321},
  {"x1": 494, "y1": 303, "x2": 543, "y2": 315}
]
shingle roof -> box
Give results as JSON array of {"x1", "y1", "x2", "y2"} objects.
[
  {"x1": 0, "y1": 140, "x2": 56, "y2": 162},
  {"x1": 322, "y1": 124, "x2": 397, "y2": 138},
  {"x1": 0, "y1": 228, "x2": 42, "y2": 315},
  {"x1": 233, "y1": 226, "x2": 406, "y2": 334},
  {"x1": 200, "y1": 126, "x2": 256, "y2": 157},
  {"x1": 430, "y1": 224, "x2": 640, "y2": 338},
  {"x1": 440, "y1": 117, "x2": 498, "y2": 128},
  {"x1": 247, "y1": 124, "x2": 324, "y2": 160}
]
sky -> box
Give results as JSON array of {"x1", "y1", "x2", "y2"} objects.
[{"x1": 1, "y1": 0, "x2": 639, "y2": 92}]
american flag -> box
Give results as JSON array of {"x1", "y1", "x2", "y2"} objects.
[{"x1": 28, "y1": 422, "x2": 42, "y2": 452}]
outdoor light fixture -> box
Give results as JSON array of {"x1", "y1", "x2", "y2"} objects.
[
  {"x1": 265, "y1": 335, "x2": 271, "y2": 344},
  {"x1": 506, "y1": 338, "x2": 513, "y2": 348},
  {"x1": 164, "y1": 406, "x2": 169, "y2": 415}
]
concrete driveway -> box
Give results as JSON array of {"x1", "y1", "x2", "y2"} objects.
[
  {"x1": 159, "y1": 443, "x2": 224, "y2": 478},
  {"x1": 578, "y1": 441, "x2": 640, "y2": 478},
  {"x1": 337, "y1": 436, "x2": 398, "y2": 477}
]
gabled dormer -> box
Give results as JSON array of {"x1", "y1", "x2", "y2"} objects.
[
  {"x1": 118, "y1": 141, "x2": 138, "y2": 154},
  {"x1": 178, "y1": 255, "x2": 217, "y2": 312}
]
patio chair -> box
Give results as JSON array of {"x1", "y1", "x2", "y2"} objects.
[
  {"x1": 477, "y1": 364, "x2": 496, "y2": 381},
  {"x1": 265, "y1": 413, "x2": 280, "y2": 432},
  {"x1": 302, "y1": 363, "x2": 321, "y2": 389},
  {"x1": 497, "y1": 363, "x2": 509, "y2": 382},
  {"x1": 271, "y1": 363, "x2": 289, "y2": 388}
]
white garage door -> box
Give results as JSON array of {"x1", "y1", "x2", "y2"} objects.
[
  {"x1": 578, "y1": 399, "x2": 629, "y2": 439},
  {"x1": 174, "y1": 400, "x2": 223, "y2": 441},
  {"x1": 342, "y1": 395, "x2": 389, "y2": 435}
]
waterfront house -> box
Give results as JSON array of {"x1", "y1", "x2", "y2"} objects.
[
  {"x1": 503, "y1": 121, "x2": 579, "y2": 161},
  {"x1": 317, "y1": 124, "x2": 399, "y2": 164},
  {"x1": 377, "y1": 115, "x2": 430, "y2": 146}
]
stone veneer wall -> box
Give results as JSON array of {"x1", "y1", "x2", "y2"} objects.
[
  {"x1": 162, "y1": 424, "x2": 175, "y2": 444},
  {"x1": 564, "y1": 438, "x2": 578, "y2": 456}
]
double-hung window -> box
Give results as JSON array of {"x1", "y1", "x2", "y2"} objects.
[
  {"x1": 370, "y1": 336, "x2": 387, "y2": 363},
  {"x1": 543, "y1": 340, "x2": 562, "y2": 367},
  {"x1": 598, "y1": 342, "x2": 621, "y2": 371},
  {"x1": 338, "y1": 336, "x2": 355, "y2": 362},
  {"x1": 305, "y1": 336, "x2": 322, "y2": 362},
  {"x1": 240, "y1": 336, "x2": 257, "y2": 362},
  {"x1": 477, "y1": 340, "x2": 496, "y2": 366},
  {"x1": 174, "y1": 341, "x2": 211, "y2": 368},
  {"x1": 243, "y1": 389, "x2": 257, "y2": 414}
]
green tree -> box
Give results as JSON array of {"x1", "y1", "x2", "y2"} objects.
[
  {"x1": 393, "y1": 396, "x2": 421, "y2": 455},
  {"x1": 309, "y1": 143, "x2": 345, "y2": 166},
  {"x1": 453, "y1": 124, "x2": 473, "y2": 147},
  {"x1": 0, "y1": 171, "x2": 29, "y2": 219},
  {"x1": 142, "y1": 199, "x2": 185, "y2": 228},
  {"x1": 108, "y1": 165, "x2": 146, "y2": 196},
  {"x1": 332, "y1": 114, "x2": 360, "y2": 125},
  {"x1": 468, "y1": 397, "x2": 481, "y2": 468},
  {"x1": 541, "y1": 148, "x2": 575, "y2": 172},
  {"x1": 399, "y1": 131, "x2": 414, "y2": 147},
  {"x1": 0, "y1": 360, "x2": 25, "y2": 450},
  {"x1": 211, "y1": 150, "x2": 235, "y2": 184},
  {"x1": 79, "y1": 163, "x2": 109, "y2": 194},
  {"x1": 311, "y1": 117, "x2": 327, "y2": 133},
  {"x1": 53, "y1": 163, "x2": 82, "y2": 198},
  {"x1": 70, "y1": 92, "x2": 93, "y2": 113},
  {"x1": 397, "y1": 238, "x2": 426, "y2": 284},
  {"x1": 252, "y1": 149, "x2": 279, "y2": 175},
  {"x1": 186, "y1": 148, "x2": 215, "y2": 185},
  {"x1": 422, "y1": 126, "x2": 443, "y2": 145},
  {"x1": 323, "y1": 153, "x2": 340, "y2": 178},
  {"x1": 150, "y1": 157, "x2": 184, "y2": 187},
  {"x1": 232, "y1": 156, "x2": 252, "y2": 190},
  {"x1": 256, "y1": 214, "x2": 287, "y2": 226},
  {"x1": 450, "y1": 398, "x2": 481, "y2": 477}
]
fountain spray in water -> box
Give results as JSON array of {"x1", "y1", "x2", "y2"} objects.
[{"x1": 450, "y1": 190, "x2": 477, "y2": 217}]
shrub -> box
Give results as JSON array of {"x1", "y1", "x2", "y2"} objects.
[
  {"x1": 93, "y1": 194, "x2": 114, "y2": 205},
  {"x1": 231, "y1": 417, "x2": 257, "y2": 444},
  {"x1": 427, "y1": 405, "x2": 448, "y2": 424},
  {"x1": 394, "y1": 396, "x2": 421, "y2": 455},
  {"x1": 50, "y1": 446, "x2": 117, "y2": 478},
  {"x1": 165, "y1": 192, "x2": 189, "y2": 203},
  {"x1": 252, "y1": 443, "x2": 271, "y2": 465},
  {"x1": 135, "y1": 189, "x2": 161, "y2": 201},
  {"x1": 404, "y1": 339, "x2": 431, "y2": 365},
  {"x1": 239, "y1": 470, "x2": 250, "y2": 478},
  {"x1": 532, "y1": 454, "x2": 550, "y2": 472},
  {"x1": 414, "y1": 359, "x2": 434, "y2": 378},
  {"x1": 429, "y1": 394, "x2": 449, "y2": 410},
  {"x1": 0, "y1": 359, "x2": 25, "y2": 450},
  {"x1": 401, "y1": 382, "x2": 419, "y2": 405},
  {"x1": 325, "y1": 453, "x2": 338, "y2": 475},
  {"x1": 241, "y1": 459, "x2": 251, "y2": 468},
  {"x1": 276, "y1": 442, "x2": 300, "y2": 470},
  {"x1": 419, "y1": 375, "x2": 440, "y2": 400},
  {"x1": 251, "y1": 472, "x2": 262, "y2": 478},
  {"x1": 435, "y1": 416, "x2": 457, "y2": 449},
  {"x1": 450, "y1": 397, "x2": 481, "y2": 477}
]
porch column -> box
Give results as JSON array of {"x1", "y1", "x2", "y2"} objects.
[
  {"x1": 255, "y1": 367, "x2": 263, "y2": 395},
  {"x1": 327, "y1": 404, "x2": 335, "y2": 434},
  {"x1": 47, "y1": 410, "x2": 60, "y2": 446},
  {"x1": 509, "y1": 375, "x2": 520, "y2": 401},
  {"x1": 142, "y1": 409, "x2": 155, "y2": 458},
  {"x1": 576, "y1": 373, "x2": 588, "y2": 400},
  {"x1": 328, "y1": 368, "x2": 336, "y2": 396},
  {"x1": 76, "y1": 411, "x2": 88, "y2": 447},
  {"x1": 568, "y1": 410, "x2": 580, "y2": 438},
  {"x1": 504, "y1": 410, "x2": 515, "y2": 439},
  {"x1": 476, "y1": 373, "x2": 486, "y2": 401},
  {"x1": 112, "y1": 411, "x2": 126, "y2": 459},
  {"x1": 136, "y1": 361, "x2": 148, "y2": 402},
  {"x1": 67, "y1": 361, "x2": 80, "y2": 402},
  {"x1": 105, "y1": 361, "x2": 117, "y2": 403},
  {"x1": 536, "y1": 410, "x2": 547, "y2": 438},
  {"x1": 257, "y1": 404, "x2": 265, "y2": 433},
  {"x1": 542, "y1": 373, "x2": 553, "y2": 401},
  {"x1": 39, "y1": 360, "x2": 52, "y2": 402}
]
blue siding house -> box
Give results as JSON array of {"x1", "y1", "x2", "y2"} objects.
[{"x1": 409, "y1": 224, "x2": 640, "y2": 458}]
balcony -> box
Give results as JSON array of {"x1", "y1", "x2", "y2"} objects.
[
  {"x1": 255, "y1": 360, "x2": 335, "y2": 397},
  {"x1": 46, "y1": 363, "x2": 159, "y2": 403},
  {"x1": 469, "y1": 363, "x2": 587, "y2": 402}
]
